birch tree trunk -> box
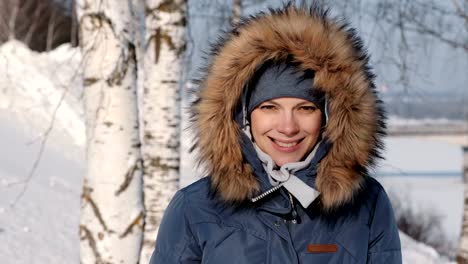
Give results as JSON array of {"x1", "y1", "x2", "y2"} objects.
[
  {"x1": 458, "y1": 146, "x2": 468, "y2": 263},
  {"x1": 139, "y1": 1, "x2": 186, "y2": 262},
  {"x1": 77, "y1": 1, "x2": 144, "y2": 263},
  {"x1": 232, "y1": 0, "x2": 241, "y2": 24}
]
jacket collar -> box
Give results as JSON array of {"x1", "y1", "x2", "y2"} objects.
[{"x1": 239, "y1": 132, "x2": 331, "y2": 203}]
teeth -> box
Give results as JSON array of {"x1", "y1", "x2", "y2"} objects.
[{"x1": 275, "y1": 140, "x2": 298, "y2": 148}]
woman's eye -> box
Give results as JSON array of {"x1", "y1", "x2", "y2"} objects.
[
  {"x1": 260, "y1": 105, "x2": 276, "y2": 110},
  {"x1": 299, "y1": 106, "x2": 317, "y2": 112}
]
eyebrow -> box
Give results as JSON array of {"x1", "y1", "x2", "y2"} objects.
[
  {"x1": 296, "y1": 101, "x2": 317, "y2": 107},
  {"x1": 260, "y1": 100, "x2": 317, "y2": 107}
]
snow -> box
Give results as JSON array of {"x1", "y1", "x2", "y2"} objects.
[
  {"x1": 377, "y1": 138, "x2": 464, "y2": 244},
  {"x1": 0, "y1": 41, "x2": 84, "y2": 264},
  {"x1": 400, "y1": 232, "x2": 454, "y2": 264},
  {"x1": 0, "y1": 40, "x2": 462, "y2": 263},
  {"x1": 379, "y1": 137, "x2": 462, "y2": 173},
  {"x1": 0, "y1": 113, "x2": 83, "y2": 264},
  {"x1": 0, "y1": 40, "x2": 85, "y2": 149},
  {"x1": 381, "y1": 175, "x2": 463, "y2": 243}
]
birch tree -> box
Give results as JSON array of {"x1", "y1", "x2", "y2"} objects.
[
  {"x1": 232, "y1": 0, "x2": 241, "y2": 24},
  {"x1": 77, "y1": 1, "x2": 144, "y2": 263},
  {"x1": 139, "y1": 1, "x2": 186, "y2": 262},
  {"x1": 459, "y1": 146, "x2": 468, "y2": 263}
]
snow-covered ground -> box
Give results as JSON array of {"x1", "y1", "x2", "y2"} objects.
[
  {"x1": 376, "y1": 138, "x2": 463, "y2": 261},
  {"x1": 0, "y1": 41, "x2": 85, "y2": 264},
  {"x1": 377, "y1": 138, "x2": 464, "y2": 244},
  {"x1": 0, "y1": 113, "x2": 83, "y2": 264},
  {"x1": 0, "y1": 40, "x2": 462, "y2": 263}
]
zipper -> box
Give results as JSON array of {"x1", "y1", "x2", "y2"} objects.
[
  {"x1": 250, "y1": 183, "x2": 284, "y2": 203},
  {"x1": 251, "y1": 186, "x2": 299, "y2": 224}
]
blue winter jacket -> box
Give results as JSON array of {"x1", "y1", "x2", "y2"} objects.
[
  {"x1": 150, "y1": 137, "x2": 401, "y2": 263},
  {"x1": 151, "y1": 3, "x2": 401, "y2": 263},
  {"x1": 151, "y1": 178, "x2": 400, "y2": 264}
]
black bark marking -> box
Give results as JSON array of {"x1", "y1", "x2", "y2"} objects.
[
  {"x1": 173, "y1": 16, "x2": 186, "y2": 27},
  {"x1": 115, "y1": 159, "x2": 141, "y2": 196},
  {"x1": 107, "y1": 43, "x2": 137, "y2": 86},
  {"x1": 161, "y1": 80, "x2": 177, "y2": 84},
  {"x1": 157, "y1": 1, "x2": 182, "y2": 13},
  {"x1": 162, "y1": 31, "x2": 176, "y2": 52},
  {"x1": 84, "y1": 77, "x2": 99, "y2": 86},
  {"x1": 148, "y1": 157, "x2": 179, "y2": 173},
  {"x1": 131, "y1": 142, "x2": 142, "y2": 148},
  {"x1": 119, "y1": 211, "x2": 144, "y2": 238},
  {"x1": 80, "y1": 225, "x2": 111, "y2": 264},
  {"x1": 80, "y1": 12, "x2": 114, "y2": 33},
  {"x1": 177, "y1": 41, "x2": 187, "y2": 57},
  {"x1": 144, "y1": 131, "x2": 155, "y2": 141},
  {"x1": 145, "y1": 0, "x2": 183, "y2": 15},
  {"x1": 103, "y1": 121, "x2": 113, "y2": 127},
  {"x1": 153, "y1": 28, "x2": 178, "y2": 64},
  {"x1": 154, "y1": 29, "x2": 161, "y2": 64},
  {"x1": 82, "y1": 187, "x2": 110, "y2": 232}
]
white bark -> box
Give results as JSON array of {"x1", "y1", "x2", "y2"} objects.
[
  {"x1": 8, "y1": 1, "x2": 19, "y2": 40},
  {"x1": 232, "y1": 0, "x2": 241, "y2": 24},
  {"x1": 458, "y1": 146, "x2": 468, "y2": 263},
  {"x1": 139, "y1": 0, "x2": 186, "y2": 262},
  {"x1": 77, "y1": 0, "x2": 144, "y2": 263}
]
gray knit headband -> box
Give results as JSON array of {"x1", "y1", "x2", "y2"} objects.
[{"x1": 247, "y1": 61, "x2": 325, "y2": 116}]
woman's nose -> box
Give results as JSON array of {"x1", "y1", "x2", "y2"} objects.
[{"x1": 276, "y1": 112, "x2": 299, "y2": 136}]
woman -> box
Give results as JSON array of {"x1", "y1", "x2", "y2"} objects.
[{"x1": 150, "y1": 3, "x2": 401, "y2": 264}]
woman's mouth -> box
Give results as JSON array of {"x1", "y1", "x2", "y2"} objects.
[
  {"x1": 274, "y1": 140, "x2": 298, "y2": 148},
  {"x1": 270, "y1": 138, "x2": 303, "y2": 152}
]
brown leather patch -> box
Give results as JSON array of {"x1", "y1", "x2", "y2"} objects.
[{"x1": 307, "y1": 244, "x2": 338, "y2": 253}]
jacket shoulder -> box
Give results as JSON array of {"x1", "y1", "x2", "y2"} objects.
[
  {"x1": 179, "y1": 177, "x2": 233, "y2": 223},
  {"x1": 363, "y1": 176, "x2": 387, "y2": 199},
  {"x1": 179, "y1": 177, "x2": 212, "y2": 198},
  {"x1": 153, "y1": 177, "x2": 215, "y2": 252}
]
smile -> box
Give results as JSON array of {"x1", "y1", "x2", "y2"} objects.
[
  {"x1": 274, "y1": 140, "x2": 298, "y2": 148},
  {"x1": 269, "y1": 137, "x2": 304, "y2": 152}
]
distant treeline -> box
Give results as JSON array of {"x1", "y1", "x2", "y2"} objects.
[
  {"x1": 0, "y1": 0, "x2": 77, "y2": 52},
  {"x1": 384, "y1": 92, "x2": 468, "y2": 120}
]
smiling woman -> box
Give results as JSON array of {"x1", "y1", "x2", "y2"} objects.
[
  {"x1": 251, "y1": 97, "x2": 322, "y2": 166},
  {"x1": 248, "y1": 62, "x2": 324, "y2": 167},
  {"x1": 150, "y1": 3, "x2": 402, "y2": 264}
]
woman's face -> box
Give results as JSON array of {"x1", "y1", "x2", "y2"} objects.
[{"x1": 250, "y1": 97, "x2": 322, "y2": 166}]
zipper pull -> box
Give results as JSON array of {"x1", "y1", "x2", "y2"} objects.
[{"x1": 288, "y1": 192, "x2": 298, "y2": 224}]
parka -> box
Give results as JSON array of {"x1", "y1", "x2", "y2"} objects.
[{"x1": 150, "y1": 3, "x2": 402, "y2": 264}]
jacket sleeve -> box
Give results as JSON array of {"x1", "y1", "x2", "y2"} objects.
[
  {"x1": 367, "y1": 187, "x2": 402, "y2": 264},
  {"x1": 149, "y1": 190, "x2": 202, "y2": 264}
]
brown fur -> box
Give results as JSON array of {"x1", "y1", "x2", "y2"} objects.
[{"x1": 192, "y1": 6, "x2": 385, "y2": 210}]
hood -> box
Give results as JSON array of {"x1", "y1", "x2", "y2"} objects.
[{"x1": 191, "y1": 3, "x2": 386, "y2": 210}]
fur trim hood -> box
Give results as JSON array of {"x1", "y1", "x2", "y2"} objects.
[{"x1": 191, "y1": 4, "x2": 386, "y2": 210}]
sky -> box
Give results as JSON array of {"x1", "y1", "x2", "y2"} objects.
[{"x1": 188, "y1": 0, "x2": 467, "y2": 99}]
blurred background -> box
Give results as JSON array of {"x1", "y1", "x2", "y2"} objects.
[{"x1": 0, "y1": 0, "x2": 466, "y2": 263}]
